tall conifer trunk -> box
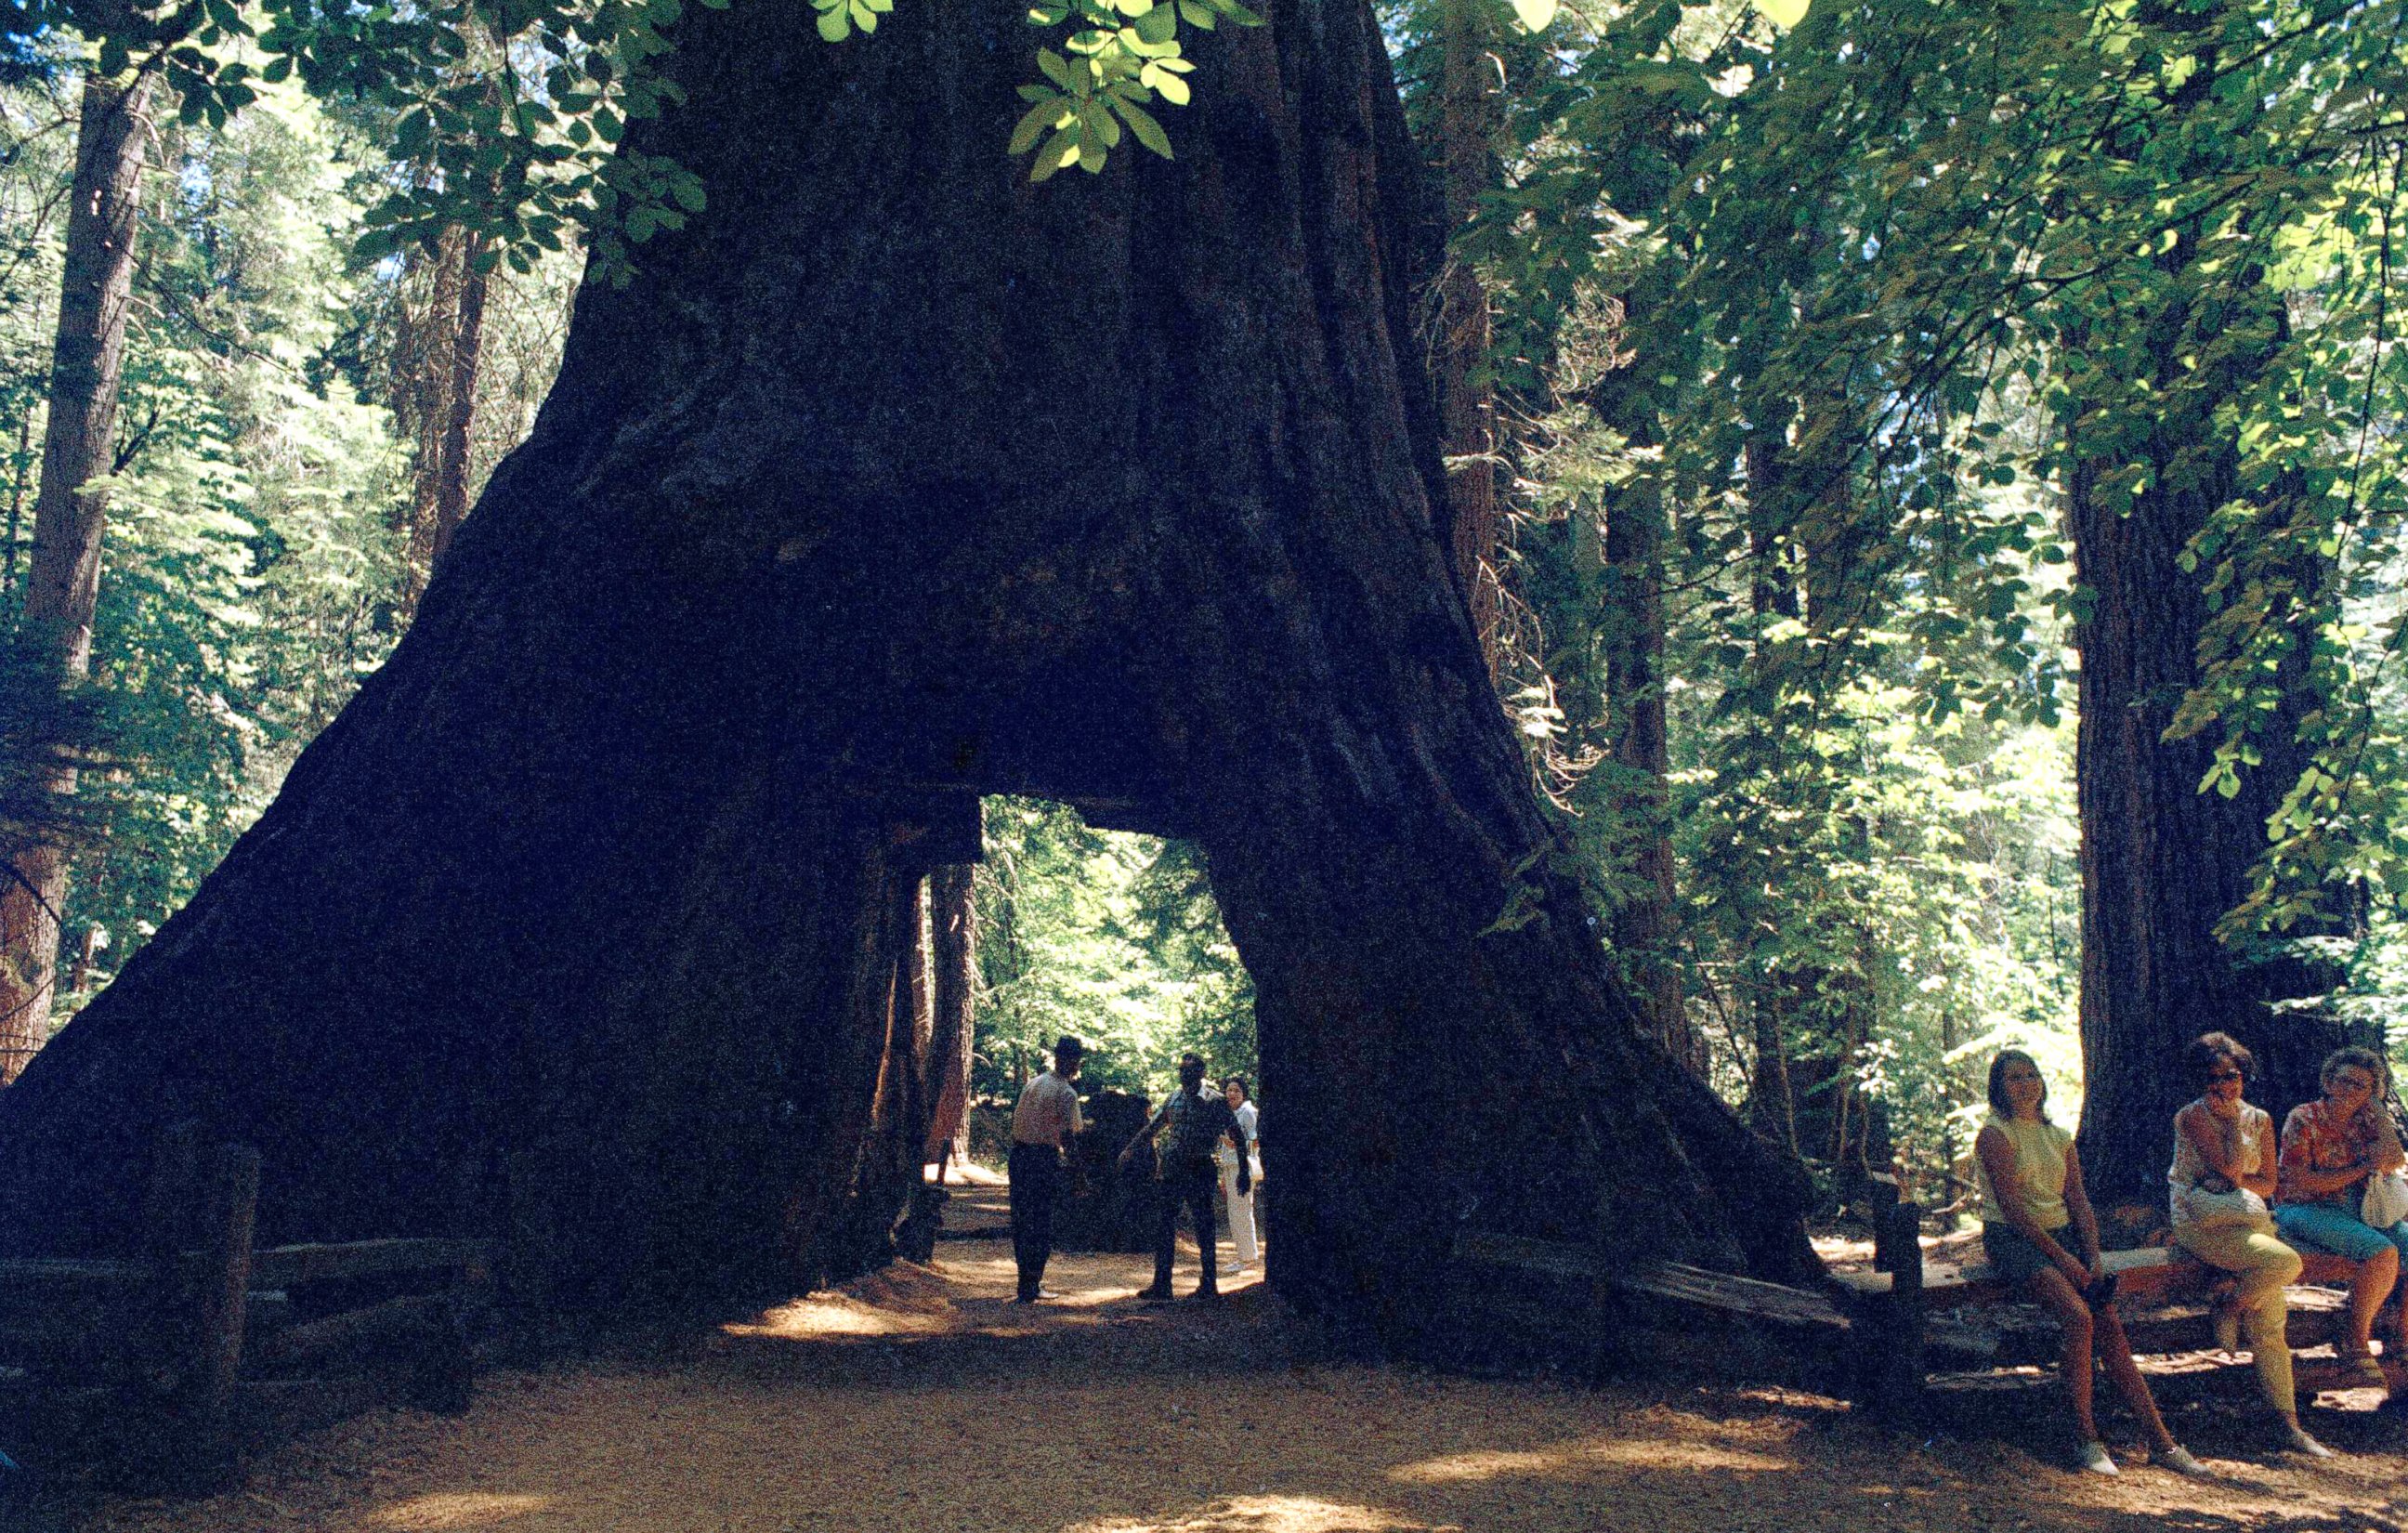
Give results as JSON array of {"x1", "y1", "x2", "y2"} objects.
[
  {"x1": 0, "y1": 0, "x2": 1813, "y2": 1344},
  {"x1": 1434, "y1": 0, "x2": 1500, "y2": 668},
  {"x1": 390, "y1": 232, "x2": 491, "y2": 620},
  {"x1": 924, "y1": 864, "x2": 975, "y2": 1165},
  {"x1": 0, "y1": 70, "x2": 154, "y2": 1081},
  {"x1": 1601, "y1": 479, "x2": 1694, "y2": 1070},
  {"x1": 2066, "y1": 284, "x2": 2342, "y2": 1209}
]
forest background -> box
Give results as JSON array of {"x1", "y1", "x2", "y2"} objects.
[{"x1": 0, "y1": 0, "x2": 2397, "y2": 1223}]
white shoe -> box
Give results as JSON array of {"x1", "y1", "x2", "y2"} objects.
[
  {"x1": 2157, "y1": 1446, "x2": 2212, "y2": 1479},
  {"x1": 2286, "y1": 1423, "x2": 2336, "y2": 1458},
  {"x1": 2079, "y1": 1441, "x2": 2118, "y2": 1476}
]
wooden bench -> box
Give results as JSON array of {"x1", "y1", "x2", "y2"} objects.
[
  {"x1": 1449, "y1": 1207, "x2": 2397, "y2": 1426},
  {"x1": 1834, "y1": 1196, "x2": 2402, "y2": 1422},
  {"x1": 0, "y1": 1128, "x2": 497, "y2": 1489}
]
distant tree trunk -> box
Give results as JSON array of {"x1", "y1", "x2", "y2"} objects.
[
  {"x1": 1601, "y1": 479, "x2": 1695, "y2": 1070},
  {"x1": 815, "y1": 872, "x2": 932, "y2": 1280},
  {"x1": 1748, "y1": 991, "x2": 1798, "y2": 1150},
  {"x1": 0, "y1": 0, "x2": 1813, "y2": 1346},
  {"x1": 388, "y1": 237, "x2": 454, "y2": 616},
  {"x1": 429, "y1": 237, "x2": 491, "y2": 568},
  {"x1": 1, "y1": 412, "x2": 33, "y2": 609},
  {"x1": 1434, "y1": 0, "x2": 1500, "y2": 670},
  {"x1": 0, "y1": 69, "x2": 154, "y2": 1084},
  {"x1": 1736, "y1": 439, "x2": 1803, "y2": 1142},
  {"x1": 390, "y1": 232, "x2": 491, "y2": 620},
  {"x1": 924, "y1": 863, "x2": 975, "y2": 1164},
  {"x1": 2067, "y1": 286, "x2": 2344, "y2": 1211}
]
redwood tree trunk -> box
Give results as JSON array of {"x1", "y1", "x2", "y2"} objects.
[
  {"x1": 0, "y1": 0, "x2": 1812, "y2": 1343},
  {"x1": 0, "y1": 69, "x2": 154, "y2": 1082},
  {"x1": 1601, "y1": 479, "x2": 1695, "y2": 1070},
  {"x1": 1434, "y1": 0, "x2": 1500, "y2": 670},
  {"x1": 923, "y1": 863, "x2": 975, "y2": 1164},
  {"x1": 2067, "y1": 346, "x2": 2343, "y2": 1211},
  {"x1": 428, "y1": 239, "x2": 491, "y2": 568},
  {"x1": 390, "y1": 230, "x2": 491, "y2": 620}
]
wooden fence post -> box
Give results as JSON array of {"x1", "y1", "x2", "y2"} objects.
[
  {"x1": 1863, "y1": 1191, "x2": 1927, "y2": 1425},
  {"x1": 185, "y1": 1144, "x2": 259, "y2": 1485}
]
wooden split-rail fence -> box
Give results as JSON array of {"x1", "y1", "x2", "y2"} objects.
[
  {"x1": 0, "y1": 1126, "x2": 495, "y2": 1490},
  {"x1": 1452, "y1": 1183, "x2": 2401, "y2": 1424}
]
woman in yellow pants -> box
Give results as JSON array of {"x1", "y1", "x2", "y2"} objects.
[{"x1": 2169, "y1": 1031, "x2": 2333, "y2": 1456}]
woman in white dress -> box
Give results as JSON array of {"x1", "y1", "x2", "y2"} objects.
[{"x1": 1217, "y1": 1077, "x2": 1262, "y2": 1273}]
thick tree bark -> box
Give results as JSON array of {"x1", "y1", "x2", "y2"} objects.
[
  {"x1": 0, "y1": 0, "x2": 1813, "y2": 1343},
  {"x1": 1601, "y1": 480, "x2": 1695, "y2": 1070},
  {"x1": 2066, "y1": 321, "x2": 2344, "y2": 1210},
  {"x1": 815, "y1": 872, "x2": 932, "y2": 1279},
  {"x1": 1433, "y1": 0, "x2": 1500, "y2": 671},
  {"x1": 428, "y1": 239, "x2": 491, "y2": 570},
  {"x1": 923, "y1": 864, "x2": 975, "y2": 1164},
  {"x1": 389, "y1": 231, "x2": 491, "y2": 620},
  {"x1": 0, "y1": 70, "x2": 154, "y2": 1083}
]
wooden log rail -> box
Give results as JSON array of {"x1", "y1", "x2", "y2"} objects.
[
  {"x1": 1839, "y1": 1195, "x2": 2403, "y2": 1424},
  {"x1": 1449, "y1": 1203, "x2": 2399, "y2": 1427},
  {"x1": 0, "y1": 1128, "x2": 496, "y2": 1489},
  {"x1": 1447, "y1": 1230, "x2": 1857, "y2": 1388}
]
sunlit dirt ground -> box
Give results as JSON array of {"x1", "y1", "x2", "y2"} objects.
[{"x1": 65, "y1": 1187, "x2": 2408, "y2": 1533}]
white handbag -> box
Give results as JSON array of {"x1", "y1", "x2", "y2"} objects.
[
  {"x1": 2177, "y1": 1183, "x2": 2267, "y2": 1230},
  {"x1": 2362, "y1": 1169, "x2": 2408, "y2": 1228}
]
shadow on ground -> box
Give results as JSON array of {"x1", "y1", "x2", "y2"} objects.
[{"x1": 54, "y1": 1218, "x2": 2408, "y2": 1533}]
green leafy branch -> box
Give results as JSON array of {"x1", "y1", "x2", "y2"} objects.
[{"x1": 1010, "y1": 0, "x2": 1255, "y2": 180}]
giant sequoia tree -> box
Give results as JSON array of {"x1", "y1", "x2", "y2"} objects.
[{"x1": 0, "y1": 0, "x2": 1810, "y2": 1349}]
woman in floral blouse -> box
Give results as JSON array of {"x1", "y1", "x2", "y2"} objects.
[{"x1": 2273, "y1": 1045, "x2": 2408, "y2": 1382}]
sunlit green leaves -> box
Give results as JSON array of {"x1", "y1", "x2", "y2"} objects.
[
  {"x1": 1510, "y1": 0, "x2": 1558, "y2": 32},
  {"x1": 812, "y1": 0, "x2": 895, "y2": 43},
  {"x1": 1011, "y1": 0, "x2": 1254, "y2": 177}
]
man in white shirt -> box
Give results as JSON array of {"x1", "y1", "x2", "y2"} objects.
[{"x1": 1010, "y1": 1035, "x2": 1085, "y2": 1303}]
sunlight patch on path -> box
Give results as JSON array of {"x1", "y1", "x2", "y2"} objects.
[
  {"x1": 1068, "y1": 1493, "x2": 1459, "y2": 1533},
  {"x1": 1388, "y1": 1436, "x2": 1786, "y2": 1484},
  {"x1": 724, "y1": 1264, "x2": 962, "y2": 1338},
  {"x1": 363, "y1": 1490, "x2": 552, "y2": 1530}
]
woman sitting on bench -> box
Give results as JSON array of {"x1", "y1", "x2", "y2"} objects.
[
  {"x1": 1977, "y1": 1050, "x2": 2205, "y2": 1478},
  {"x1": 2272, "y1": 1044, "x2": 2408, "y2": 1384},
  {"x1": 2169, "y1": 1032, "x2": 2331, "y2": 1456}
]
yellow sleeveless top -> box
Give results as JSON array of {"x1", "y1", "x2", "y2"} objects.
[{"x1": 1977, "y1": 1111, "x2": 2073, "y2": 1231}]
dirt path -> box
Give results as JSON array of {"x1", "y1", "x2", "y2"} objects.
[{"x1": 65, "y1": 1203, "x2": 2408, "y2": 1533}]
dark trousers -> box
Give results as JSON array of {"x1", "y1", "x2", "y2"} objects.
[
  {"x1": 1009, "y1": 1142, "x2": 1062, "y2": 1300},
  {"x1": 1152, "y1": 1164, "x2": 1220, "y2": 1293}
]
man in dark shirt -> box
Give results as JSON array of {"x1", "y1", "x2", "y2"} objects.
[{"x1": 1119, "y1": 1052, "x2": 1250, "y2": 1301}]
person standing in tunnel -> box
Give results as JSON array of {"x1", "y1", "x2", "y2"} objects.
[
  {"x1": 1218, "y1": 1075, "x2": 1262, "y2": 1275},
  {"x1": 1009, "y1": 1035, "x2": 1085, "y2": 1303},
  {"x1": 1122, "y1": 1053, "x2": 1249, "y2": 1301}
]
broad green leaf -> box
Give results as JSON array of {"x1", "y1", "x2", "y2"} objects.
[
  {"x1": 1133, "y1": 2, "x2": 1177, "y2": 42},
  {"x1": 1032, "y1": 127, "x2": 1082, "y2": 181},
  {"x1": 1011, "y1": 99, "x2": 1071, "y2": 154},
  {"x1": 1752, "y1": 0, "x2": 1808, "y2": 26},
  {"x1": 1112, "y1": 95, "x2": 1173, "y2": 158}
]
